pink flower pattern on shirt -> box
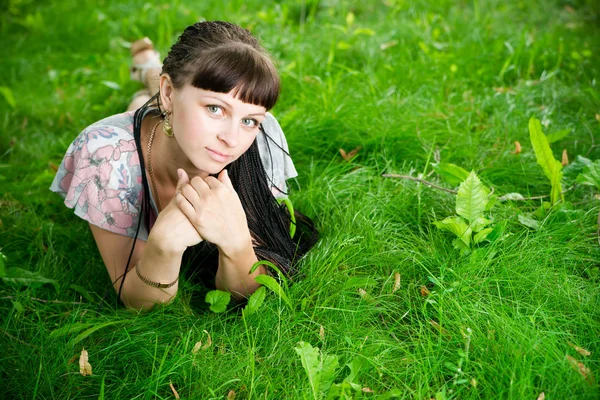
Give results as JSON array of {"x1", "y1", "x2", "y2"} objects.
[{"x1": 50, "y1": 112, "x2": 145, "y2": 238}]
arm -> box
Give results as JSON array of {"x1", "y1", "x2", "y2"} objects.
[
  {"x1": 215, "y1": 232, "x2": 266, "y2": 300},
  {"x1": 89, "y1": 224, "x2": 184, "y2": 310},
  {"x1": 90, "y1": 172, "x2": 202, "y2": 310},
  {"x1": 177, "y1": 169, "x2": 266, "y2": 300}
]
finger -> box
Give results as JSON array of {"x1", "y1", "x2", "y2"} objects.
[
  {"x1": 203, "y1": 176, "x2": 222, "y2": 190},
  {"x1": 176, "y1": 169, "x2": 190, "y2": 191},
  {"x1": 218, "y1": 169, "x2": 234, "y2": 190},
  {"x1": 181, "y1": 183, "x2": 202, "y2": 210},
  {"x1": 190, "y1": 175, "x2": 211, "y2": 194},
  {"x1": 176, "y1": 192, "x2": 200, "y2": 229}
]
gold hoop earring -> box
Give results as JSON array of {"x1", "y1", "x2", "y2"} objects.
[{"x1": 163, "y1": 110, "x2": 174, "y2": 138}]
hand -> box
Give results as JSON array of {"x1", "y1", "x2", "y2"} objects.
[
  {"x1": 149, "y1": 169, "x2": 203, "y2": 254},
  {"x1": 176, "y1": 168, "x2": 252, "y2": 255}
]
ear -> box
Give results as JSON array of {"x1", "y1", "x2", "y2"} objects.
[{"x1": 158, "y1": 74, "x2": 175, "y2": 112}]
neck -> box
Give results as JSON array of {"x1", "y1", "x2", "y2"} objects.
[{"x1": 141, "y1": 113, "x2": 208, "y2": 191}]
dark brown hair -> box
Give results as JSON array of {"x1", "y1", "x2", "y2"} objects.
[{"x1": 161, "y1": 21, "x2": 280, "y2": 110}]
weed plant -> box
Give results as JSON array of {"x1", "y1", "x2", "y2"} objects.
[{"x1": 1, "y1": 0, "x2": 599, "y2": 399}]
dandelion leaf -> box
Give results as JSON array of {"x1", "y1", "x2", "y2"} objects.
[
  {"x1": 294, "y1": 341, "x2": 322, "y2": 398},
  {"x1": 319, "y1": 353, "x2": 339, "y2": 392}
]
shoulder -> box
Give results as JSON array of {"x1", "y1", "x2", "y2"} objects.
[
  {"x1": 256, "y1": 112, "x2": 298, "y2": 198},
  {"x1": 50, "y1": 111, "x2": 147, "y2": 239},
  {"x1": 72, "y1": 111, "x2": 136, "y2": 152},
  {"x1": 261, "y1": 112, "x2": 286, "y2": 143}
]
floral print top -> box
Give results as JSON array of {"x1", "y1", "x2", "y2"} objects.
[{"x1": 50, "y1": 110, "x2": 298, "y2": 241}]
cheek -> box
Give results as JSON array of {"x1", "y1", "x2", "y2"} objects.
[{"x1": 233, "y1": 136, "x2": 258, "y2": 159}]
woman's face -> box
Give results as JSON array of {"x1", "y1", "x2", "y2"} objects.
[{"x1": 163, "y1": 80, "x2": 267, "y2": 177}]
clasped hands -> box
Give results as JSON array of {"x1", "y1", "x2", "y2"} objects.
[{"x1": 155, "y1": 168, "x2": 252, "y2": 255}]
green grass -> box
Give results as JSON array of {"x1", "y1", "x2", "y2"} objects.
[{"x1": 1, "y1": 0, "x2": 600, "y2": 398}]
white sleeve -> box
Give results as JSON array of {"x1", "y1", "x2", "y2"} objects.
[{"x1": 256, "y1": 112, "x2": 298, "y2": 198}]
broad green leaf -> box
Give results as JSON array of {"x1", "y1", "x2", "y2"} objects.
[
  {"x1": 243, "y1": 286, "x2": 266, "y2": 317},
  {"x1": 518, "y1": 214, "x2": 541, "y2": 230},
  {"x1": 294, "y1": 341, "x2": 339, "y2": 399},
  {"x1": 249, "y1": 260, "x2": 288, "y2": 288},
  {"x1": 473, "y1": 228, "x2": 493, "y2": 243},
  {"x1": 456, "y1": 171, "x2": 489, "y2": 225},
  {"x1": 319, "y1": 353, "x2": 340, "y2": 392},
  {"x1": 205, "y1": 290, "x2": 231, "y2": 313},
  {"x1": 472, "y1": 217, "x2": 491, "y2": 232},
  {"x1": 545, "y1": 128, "x2": 571, "y2": 143},
  {"x1": 529, "y1": 117, "x2": 563, "y2": 205},
  {"x1": 255, "y1": 274, "x2": 292, "y2": 309},
  {"x1": 2, "y1": 267, "x2": 59, "y2": 291},
  {"x1": 344, "y1": 357, "x2": 369, "y2": 385},
  {"x1": 452, "y1": 237, "x2": 471, "y2": 253},
  {"x1": 576, "y1": 159, "x2": 600, "y2": 191},
  {"x1": 435, "y1": 216, "x2": 472, "y2": 247},
  {"x1": 0, "y1": 87, "x2": 16, "y2": 108},
  {"x1": 294, "y1": 341, "x2": 322, "y2": 400},
  {"x1": 432, "y1": 162, "x2": 470, "y2": 186}
]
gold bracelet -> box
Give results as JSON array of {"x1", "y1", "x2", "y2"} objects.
[{"x1": 135, "y1": 262, "x2": 179, "y2": 289}]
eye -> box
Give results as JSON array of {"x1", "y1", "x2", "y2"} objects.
[
  {"x1": 207, "y1": 105, "x2": 223, "y2": 115},
  {"x1": 241, "y1": 118, "x2": 258, "y2": 128}
]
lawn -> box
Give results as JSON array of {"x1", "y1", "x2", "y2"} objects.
[{"x1": 1, "y1": 0, "x2": 599, "y2": 398}]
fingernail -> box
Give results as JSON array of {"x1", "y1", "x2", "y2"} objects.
[{"x1": 177, "y1": 169, "x2": 182, "y2": 179}]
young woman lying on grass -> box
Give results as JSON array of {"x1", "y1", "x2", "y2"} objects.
[{"x1": 50, "y1": 21, "x2": 317, "y2": 310}]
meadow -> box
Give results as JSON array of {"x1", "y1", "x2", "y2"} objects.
[{"x1": 1, "y1": 0, "x2": 599, "y2": 398}]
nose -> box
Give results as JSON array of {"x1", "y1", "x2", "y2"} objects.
[{"x1": 217, "y1": 120, "x2": 240, "y2": 148}]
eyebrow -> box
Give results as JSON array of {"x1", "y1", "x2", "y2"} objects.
[{"x1": 205, "y1": 96, "x2": 266, "y2": 117}]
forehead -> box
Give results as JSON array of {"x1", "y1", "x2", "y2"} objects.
[{"x1": 177, "y1": 85, "x2": 266, "y2": 114}]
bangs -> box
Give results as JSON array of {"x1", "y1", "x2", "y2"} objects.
[{"x1": 188, "y1": 44, "x2": 280, "y2": 110}]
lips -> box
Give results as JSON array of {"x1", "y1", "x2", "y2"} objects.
[{"x1": 206, "y1": 148, "x2": 232, "y2": 163}]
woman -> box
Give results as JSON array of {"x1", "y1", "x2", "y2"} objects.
[{"x1": 50, "y1": 21, "x2": 317, "y2": 310}]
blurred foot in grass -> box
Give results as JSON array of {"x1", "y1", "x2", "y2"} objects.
[{"x1": 127, "y1": 37, "x2": 162, "y2": 111}]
